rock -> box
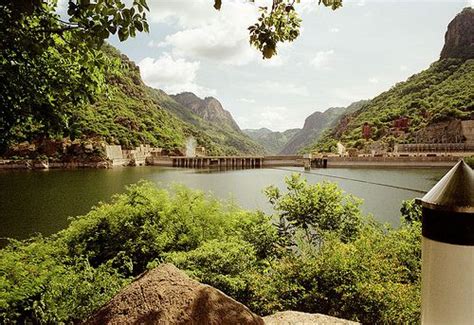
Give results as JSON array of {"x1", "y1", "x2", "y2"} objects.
[
  {"x1": 172, "y1": 92, "x2": 242, "y2": 132},
  {"x1": 263, "y1": 311, "x2": 359, "y2": 325},
  {"x1": 84, "y1": 264, "x2": 264, "y2": 325},
  {"x1": 83, "y1": 143, "x2": 94, "y2": 153},
  {"x1": 440, "y1": 7, "x2": 474, "y2": 60}
]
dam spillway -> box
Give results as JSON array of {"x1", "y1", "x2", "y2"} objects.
[
  {"x1": 173, "y1": 156, "x2": 264, "y2": 169},
  {"x1": 149, "y1": 155, "x2": 328, "y2": 169}
]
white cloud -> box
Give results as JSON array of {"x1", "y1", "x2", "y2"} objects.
[
  {"x1": 368, "y1": 77, "x2": 379, "y2": 84},
  {"x1": 55, "y1": 0, "x2": 69, "y2": 16},
  {"x1": 148, "y1": 0, "x2": 216, "y2": 28},
  {"x1": 260, "y1": 106, "x2": 287, "y2": 124},
  {"x1": 399, "y1": 65, "x2": 408, "y2": 71},
  {"x1": 150, "y1": 0, "x2": 261, "y2": 66},
  {"x1": 148, "y1": 0, "x2": 303, "y2": 66},
  {"x1": 237, "y1": 106, "x2": 302, "y2": 131},
  {"x1": 240, "y1": 98, "x2": 256, "y2": 104},
  {"x1": 298, "y1": 0, "x2": 321, "y2": 14},
  {"x1": 147, "y1": 40, "x2": 167, "y2": 48},
  {"x1": 310, "y1": 50, "x2": 335, "y2": 70},
  {"x1": 259, "y1": 54, "x2": 286, "y2": 67},
  {"x1": 330, "y1": 27, "x2": 340, "y2": 33},
  {"x1": 138, "y1": 54, "x2": 215, "y2": 97},
  {"x1": 330, "y1": 88, "x2": 372, "y2": 105},
  {"x1": 258, "y1": 81, "x2": 309, "y2": 97}
]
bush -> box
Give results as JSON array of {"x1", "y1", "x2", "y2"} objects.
[
  {"x1": 265, "y1": 174, "x2": 363, "y2": 244},
  {"x1": 0, "y1": 238, "x2": 128, "y2": 323},
  {"x1": 465, "y1": 156, "x2": 474, "y2": 169},
  {"x1": 0, "y1": 178, "x2": 423, "y2": 324}
]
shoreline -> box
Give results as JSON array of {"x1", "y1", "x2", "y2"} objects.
[{"x1": 0, "y1": 155, "x2": 463, "y2": 171}]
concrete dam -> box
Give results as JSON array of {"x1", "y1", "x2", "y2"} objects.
[{"x1": 149, "y1": 155, "x2": 328, "y2": 169}]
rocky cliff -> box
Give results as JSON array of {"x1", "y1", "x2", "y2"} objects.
[
  {"x1": 172, "y1": 92, "x2": 242, "y2": 132},
  {"x1": 440, "y1": 7, "x2": 474, "y2": 60}
]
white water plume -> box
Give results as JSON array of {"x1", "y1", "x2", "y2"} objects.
[{"x1": 185, "y1": 137, "x2": 197, "y2": 157}]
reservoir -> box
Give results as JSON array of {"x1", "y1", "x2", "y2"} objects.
[{"x1": 0, "y1": 166, "x2": 447, "y2": 244}]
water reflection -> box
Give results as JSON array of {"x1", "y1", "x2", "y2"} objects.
[{"x1": 0, "y1": 166, "x2": 447, "y2": 244}]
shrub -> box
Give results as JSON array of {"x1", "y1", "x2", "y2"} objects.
[
  {"x1": 0, "y1": 178, "x2": 423, "y2": 324},
  {"x1": 265, "y1": 174, "x2": 363, "y2": 244}
]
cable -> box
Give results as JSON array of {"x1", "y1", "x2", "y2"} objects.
[{"x1": 270, "y1": 167, "x2": 427, "y2": 194}]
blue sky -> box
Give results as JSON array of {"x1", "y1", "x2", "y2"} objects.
[{"x1": 105, "y1": 0, "x2": 472, "y2": 131}]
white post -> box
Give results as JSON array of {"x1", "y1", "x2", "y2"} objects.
[{"x1": 420, "y1": 160, "x2": 474, "y2": 325}]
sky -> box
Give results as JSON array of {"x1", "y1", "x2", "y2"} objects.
[{"x1": 103, "y1": 0, "x2": 472, "y2": 131}]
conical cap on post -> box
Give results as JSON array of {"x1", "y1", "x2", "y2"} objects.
[{"x1": 421, "y1": 160, "x2": 474, "y2": 213}]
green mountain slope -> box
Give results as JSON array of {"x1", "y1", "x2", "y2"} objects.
[
  {"x1": 311, "y1": 8, "x2": 474, "y2": 153},
  {"x1": 312, "y1": 59, "x2": 473, "y2": 152},
  {"x1": 146, "y1": 88, "x2": 264, "y2": 155},
  {"x1": 5, "y1": 44, "x2": 263, "y2": 156},
  {"x1": 243, "y1": 128, "x2": 301, "y2": 154}
]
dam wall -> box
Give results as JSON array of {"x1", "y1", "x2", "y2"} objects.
[
  {"x1": 326, "y1": 156, "x2": 460, "y2": 168},
  {"x1": 149, "y1": 155, "x2": 463, "y2": 169}
]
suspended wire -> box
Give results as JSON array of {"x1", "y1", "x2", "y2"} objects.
[{"x1": 270, "y1": 167, "x2": 428, "y2": 194}]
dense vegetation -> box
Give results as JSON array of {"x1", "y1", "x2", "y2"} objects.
[
  {"x1": 68, "y1": 45, "x2": 262, "y2": 155},
  {"x1": 466, "y1": 156, "x2": 474, "y2": 168},
  {"x1": 1, "y1": 42, "x2": 263, "y2": 156},
  {"x1": 147, "y1": 88, "x2": 264, "y2": 155},
  {"x1": 311, "y1": 59, "x2": 474, "y2": 152},
  {"x1": 0, "y1": 176, "x2": 422, "y2": 323},
  {"x1": 0, "y1": 0, "x2": 150, "y2": 152}
]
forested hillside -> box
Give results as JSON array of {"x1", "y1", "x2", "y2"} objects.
[
  {"x1": 147, "y1": 88, "x2": 263, "y2": 155},
  {"x1": 312, "y1": 58, "x2": 473, "y2": 152},
  {"x1": 2, "y1": 45, "x2": 263, "y2": 156}
]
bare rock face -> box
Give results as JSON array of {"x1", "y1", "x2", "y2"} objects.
[
  {"x1": 263, "y1": 311, "x2": 360, "y2": 325},
  {"x1": 84, "y1": 264, "x2": 264, "y2": 325},
  {"x1": 172, "y1": 92, "x2": 241, "y2": 132},
  {"x1": 440, "y1": 7, "x2": 474, "y2": 60}
]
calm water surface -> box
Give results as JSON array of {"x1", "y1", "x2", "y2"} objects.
[{"x1": 0, "y1": 166, "x2": 447, "y2": 243}]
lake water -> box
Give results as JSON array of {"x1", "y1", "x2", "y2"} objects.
[{"x1": 0, "y1": 166, "x2": 447, "y2": 244}]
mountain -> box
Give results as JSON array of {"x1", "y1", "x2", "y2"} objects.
[
  {"x1": 147, "y1": 87, "x2": 264, "y2": 155},
  {"x1": 243, "y1": 128, "x2": 301, "y2": 154},
  {"x1": 4, "y1": 44, "x2": 264, "y2": 157},
  {"x1": 312, "y1": 8, "x2": 474, "y2": 153},
  {"x1": 171, "y1": 92, "x2": 241, "y2": 132},
  {"x1": 279, "y1": 106, "x2": 350, "y2": 155}
]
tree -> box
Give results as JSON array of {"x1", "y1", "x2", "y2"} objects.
[
  {"x1": 265, "y1": 173, "x2": 363, "y2": 244},
  {"x1": 0, "y1": 0, "x2": 149, "y2": 150}
]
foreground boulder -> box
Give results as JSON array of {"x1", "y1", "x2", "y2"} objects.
[
  {"x1": 263, "y1": 311, "x2": 359, "y2": 325},
  {"x1": 84, "y1": 264, "x2": 263, "y2": 325}
]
